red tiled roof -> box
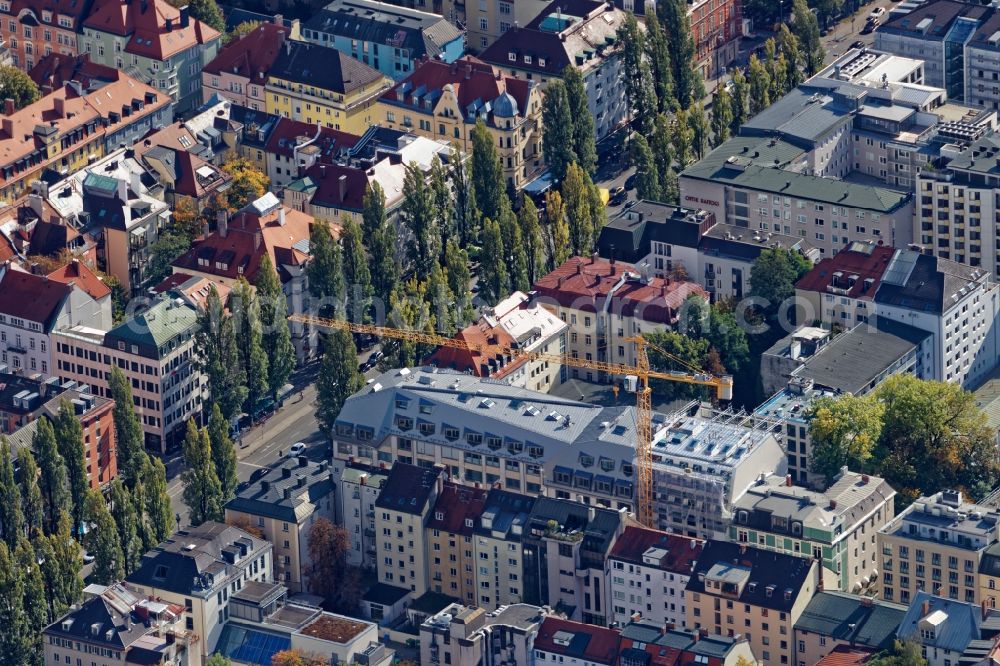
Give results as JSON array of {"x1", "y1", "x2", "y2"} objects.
[
  {"x1": 816, "y1": 646, "x2": 874, "y2": 666},
  {"x1": 299, "y1": 163, "x2": 369, "y2": 212},
  {"x1": 608, "y1": 526, "x2": 703, "y2": 575},
  {"x1": 535, "y1": 617, "x2": 620, "y2": 666},
  {"x1": 265, "y1": 117, "x2": 360, "y2": 160},
  {"x1": 794, "y1": 244, "x2": 895, "y2": 301},
  {"x1": 46, "y1": 259, "x2": 111, "y2": 300},
  {"x1": 381, "y1": 56, "x2": 533, "y2": 123},
  {"x1": 29, "y1": 53, "x2": 120, "y2": 90},
  {"x1": 0, "y1": 268, "x2": 72, "y2": 329},
  {"x1": 428, "y1": 322, "x2": 526, "y2": 378},
  {"x1": 532, "y1": 256, "x2": 708, "y2": 322},
  {"x1": 203, "y1": 22, "x2": 288, "y2": 81},
  {"x1": 84, "y1": 0, "x2": 220, "y2": 60},
  {"x1": 426, "y1": 482, "x2": 488, "y2": 535},
  {"x1": 3, "y1": 0, "x2": 93, "y2": 24}
]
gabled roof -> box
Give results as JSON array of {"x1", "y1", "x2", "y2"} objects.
[
  {"x1": 426, "y1": 481, "x2": 488, "y2": 535},
  {"x1": 795, "y1": 592, "x2": 906, "y2": 650},
  {"x1": 29, "y1": 53, "x2": 120, "y2": 91},
  {"x1": 43, "y1": 584, "x2": 153, "y2": 649},
  {"x1": 105, "y1": 296, "x2": 198, "y2": 352},
  {"x1": 225, "y1": 457, "x2": 336, "y2": 523},
  {"x1": 896, "y1": 592, "x2": 984, "y2": 653},
  {"x1": 873, "y1": 250, "x2": 986, "y2": 314},
  {"x1": 203, "y1": 21, "x2": 289, "y2": 82},
  {"x1": 46, "y1": 259, "x2": 111, "y2": 300},
  {"x1": 608, "y1": 526, "x2": 702, "y2": 576},
  {"x1": 534, "y1": 617, "x2": 620, "y2": 665},
  {"x1": 795, "y1": 243, "x2": 895, "y2": 301},
  {"x1": 0, "y1": 268, "x2": 72, "y2": 329},
  {"x1": 269, "y1": 40, "x2": 385, "y2": 95},
  {"x1": 84, "y1": 0, "x2": 220, "y2": 60},
  {"x1": 374, "y1": 462, "x2": 442, "y2": 515}
]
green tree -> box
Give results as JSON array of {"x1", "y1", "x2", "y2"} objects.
[
  {"x1": 18, "y1": 448, "x2": 43, "y2": 537},
  {"x1": 185, "y1": 0, "x2": 225, "y2": 32},
  {"x1": 225, "y1": 20, "x2": 261, "y2": 43},
  {"x1": 748, "y1": 247, "x2": 811, "y2": 308},
  {"x1": 34, "y1": 417, "x2": 69, "y2": 535},
  {"x1": 644, "y1": 12, "x2": 674, "y2": 112},
  {"x1": 147, "y1": 231, "x2": 191, "y2": 286},
  {"x1": 519, "y1": 197, "x2": 546, "y2": 285},
  {"x1": 85, "y1": 491, "x2": 125, "y2": 585},
  {"x1": 471, "y1": 119, "x2": 507, "y2": 223},
  {"x1": 451, "y1": 147, "x2": 480, "y2": 245},
  {"x1": 809, "y1": 395, "x2": 885, "y2": 485},
  {"x1": 0, "y1": 440, "x2": 22, "y2": 547},
  {"x1": 108, "y1": 479, "x2": 143, "y2": 574},
  {"x1": 196, "y1": 285, "x2": 248, "y2": 420},
  {"x1": 747, "y1": 54, "x2": 771, "y2": 117},
  {"x1": 38, "y1": 515, "x2": 81, "y2": 621},
  {"x1": 562, "y1": 163, "x2": 593, "y2": 255},
  {"x1": 0, "y1": 540, "x2": 29, "y2": 664},
  {"x1": 563, "y1": 67, "x2": 598, "y2": 176},
  {"x1": 645, "y1": 330, "x2": 714, "y2": 401},
  {"x1": 496, "y1": 204, "x2": 529, "y2": 294},
  {"x1": 659, "y1": 0, "x2": 704, "y2": 109},
  {"x1": 131, "y1": 478, "x2": 156, "y2": 553},
  {"x1": 430, "y1": 157, "x2": 454, "y2": 253},
  {"x1": 868, "y1": 640, "x2": 928, "y2": 666},
  {"x1": 402, "y1": 162, "x2": 440, "y2": 275},
  {"x1": 730, "y1": 68, "x2": 750, "y2": 131},
  {"x1": 425, "y1": 262, "x2": 456, "y2": 335},
  {"x1": 687, "y1": 104, "x2": 710, "y2": 160},
  {"x1": 109, "y1": 366, "x2": 146, "y2": 488},
  {"x1": 208, "y1": 403, "x2": 239, "y2": 502},
  {"x1": 0, "y1": 65, "x2": 39, "y2": 110},
  {"x1": 671, "y1": 109, "x2": 694, "y2": 169},
  {"x1": 542, "y1": 81, "x2": 576, "y2": 184},
  {"x1": 254, "y1": 254, "x2": 295, "y2": 401},
  {"x1": 777, "y1": 25, "x2": 804, "y2": 91},
  {"x1": 53, "y1": 402, "x2": 87, "y2": 540},
  {"x1": 180, "y1": 420, "x2": 224, "y2": 527},
  {"x1": 16, "y1": 536, "x2": 47, "y2": 654},
  {"x1": 369, "y1": 216, "x2": 398, "y2": 309},
  {"x1": 231, "y1": 278, "x2": 269, "y2": 413},
  {"x1": 382, "y1": 280, "x2": 436, "y2": 367},
  {"x1": 588, "y1": 180, "x2": 606, "y2": 246},
  {"x1": 617, "y1": 14, "x2": 648, "y2": 128},
  {"x1": 631, "y1": 134, "x2": 660, "y2": 202},
  {"x1": 651, "y1": 114, "x2": 675, "y2": 185},
  {"x1": 444, "y1": 240, "x2": 474, "y2": 326},
  {"x1": 145, "y1": 457, "x2": 175, "y2": 542},
  {"x1": 219, "y1": 157, "x2": 269, "y2": 211},
  {"x1": 307, "y1": 221, "x2": 345, "y2": 309},
  {"x1": 710, "y1": 87, "x2": 733, "y2": 147},
  {"x1": 206, "y1": 655, "x2": 233, "y2": 666},
  {"x1": 478, "y1": 218, "x2": 510, "y2": 306},
  {"x1": 545, "y1": 191, "x2": 571, "y2": 268},
  {"x1": 633, "y1": 60, "x2": 659, "y2": 136},
  {"x1": 362, "y1": 182, "x2": 387, "y2": 238},
  {"x1": 316, "y1": 330, "x2": 363, "y2": 438},
  {"x1": 792, "y1": 0, "x2": 825, "y2": 76}
]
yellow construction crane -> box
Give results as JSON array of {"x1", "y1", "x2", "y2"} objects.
[{"x1": 289, "y1": 314, "x2": 733, "y2": 527}]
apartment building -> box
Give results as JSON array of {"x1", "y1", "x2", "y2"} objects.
[
  {"x1": 264, "y1": 40, "x2": 392, "y2": 135},
  {"x1": 606, "y1": 526, "x2": 703, "y2": 629},
  {"x1": 686, "y1": 540, "x2": 824, "y2": 666},
  {"x1": 171, "y1": 192, "x2": 316, "y2": 360},
  {"x1": 618, "y1": 622, "x2": 758, "y2": 666},
  {"x1": 442, "y1": 0, "x2": 548, "y2": 52},
  {"x1": 916, "y1": 133, "x2": 1000, "y2": 277},
  {"x1": 379, "y1": 56, "x2": 543, "y2": 189},
  {"x1": 895, "y1": 592, "x2": 994, "y2": 666},
  {"x1": 522, "y1": 497, "x2": 623, "y2": 625},
  {"x1": 531, "y1": 255, "x2": 709, "y2": 377},
  {"x1": 53, "y1": 295, "x2": 206, "y2": 452},
  {"x1": 374, "y1": 462, "x2": 443, "y2": 595},
  {"x1": 201, "y1": 18, "x2": 296, "y2": 109},
  {"x1": 301, "y1": 0, "x2": 463, "y2": 79},
  {"x1": 335, "y1": 463, "x2": 387, "y2": 570},
  {"x1": 878, "y1": 490, "x2": 1000, "y2": 606},
  {"x1": 224, "y1": 456, "x2": 336, "y2": 593},
  {"x1": 80, "y1": 0, "x2": 221, "y2": 113},
  {"x1": 0, "y1": 264, "x2": 111, "y2": 377},
  {"x1": 139, "y1": 144, "x2": 231, "y2": 212},
  {"x1": 794, "y1": 592, "x2": 907, "y2": 666},
  {"x1": 426, "y1": 481, "x2": 488, "y2": 604},
  {"x1": 420, "y1": 603, "x2": 544, "y2": 666},
  {"x1": 534, "y1": 616, "x2": 621, "y2": 666},
  {"x1": 262, "y1": 117, "x2": 360, "y2": 191},
  {"x1": 429, "y1": 290, "x2": 567, "y2": 392},
  {"x1": 0, "y1": 0, "x2": 88, "y2": 70},
  {"x1": 473, "y1": 489, "x2": 534, "y2": 609},
  {"x1": 478, "y1": 0, "x2": 627, "y2": 141},
  {"x1": 729, "y1": 470, "x2": 896, "y2": 593},
  {"x1": 794, "y1": 243, "x2": 895, "y2": 327},
  {"x1": 124, "y1": 522, "x2": 273, "y2": 658},
  {"x1": 43, "y1": 583, "x2": 193, "y2": 666}
]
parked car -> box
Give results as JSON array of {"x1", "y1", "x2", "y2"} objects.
[
  {"x1": 371, "y1": 350, "x2": 385, "y2": 363},
  {"x1": 851, "y1": 40, "x2": 866, "y2": 49},
  {"x1": 861, "y1": 19, "x2": 877, "y2": 34},
  {"x1": 287, "y1": 442, "x2": 307, "y2": 457},
  {"x1": 82, "y1": 552, "x2": 95, "y2": 564},
  {"x1": 868, "y1": 6, "x2": 885, "y2": 19},
  {"x1": 609, "y1": 186, "x2": 627, "y2": 205}
]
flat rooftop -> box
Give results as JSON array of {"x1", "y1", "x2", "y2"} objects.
[{"x1": 299, "y1": 614, "x2": 370, "y2": 644}]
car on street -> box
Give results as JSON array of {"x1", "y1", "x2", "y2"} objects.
[
  {"x1": 250, "y1": 467, "x2": 269, "y2": 483},
  {"x1": 609, "y1": 186, "x2": 627, "y2": 205},
  {"x1": 851, "y1": 40, "x2": 865, "y2": 49},
  {"x1": 868, "y1": 6, "x2": 885, "y2": 19},
  {"x1": 287, "y1": 442, "x2": 307, "y2": 457},
  {"x1": 82, "y1": 552, "x2": 95, "y2": 564},
  {"x1": 861, "y1": 20, "x2": 877, "y2": 34},
  {"x1": 371, "y1": 350, "x2": 385, "y2": 364},
  {"x1": 624, "y1": 173, "x2": 637, "y2": 190}
]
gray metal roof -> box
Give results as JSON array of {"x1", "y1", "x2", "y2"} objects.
[
  {"x1": 896, "y1": 592, "x2": 983, "y2": 653},
  {"x1": 225, "y1": 457, "x2": 336, "y2": 524},
  {"x1": 794, "y1": 591, "x2": 906, "y2": 650}
]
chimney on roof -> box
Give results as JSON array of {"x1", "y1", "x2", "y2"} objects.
[
  {"x1": 41, "y1": 84, "x2": 53, "y2": 96},
  {"x1": 575, "y1": 262, "x2": 582, "y2": 275},
  {"x1": 278, "y1": 207, "x2": 286, "y2": 226},
  {"x1": 286, "y1": 40, "x2": 292, "y2": 56},
  {"x1": 166, "y1": 16, "x2": 173, "y2": 31},
  {"x1": 465, "y1": 62, "x2": 472, "y2": 79},
  {"x1": 339, "y1": 174, "x2": 347, "y2": 202},
  {"x1": 254, "y1": 231, "x2": 262, "y2": 250},
  {"x1": 320, "y1": 164, "x2": 326, "y2": 179},
  {"x1": 217, "y1": 208, "x2": 228, "y2": 238},
  {"x1": 53, "y1": 96, "x2": 65, "y2": 118},
  {"x1": 4, "y1": 98, "x2": 14, "y2": 116},
  {"x1": 921, "y1": 600, "x2": 930, "y2": 618},
  {"x1": 179, "y1": 4, "x2": 190, "y2": 28},
  {"x1": 785, "y1": 474, "x2": 792, "y2": 487},
  {"x1": 273, "y1": 13, "x2": 283, "y2": 25},
  {"x1": 2, "y1": 117, "x2": 13, "y2": 138}
]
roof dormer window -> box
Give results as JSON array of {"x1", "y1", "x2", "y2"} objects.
[
  {"x1": 523, "y1": 55, "x2": 532, "y2": 64},
  {"x1": 508, "y1": 52, "x2": 516, "y2": 62}
]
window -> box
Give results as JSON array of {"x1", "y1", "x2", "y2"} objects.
[{"x1": 479, "y1": 17, "x2": 488, "y2": 30}]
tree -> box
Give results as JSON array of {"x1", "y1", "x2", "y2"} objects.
[
  {"x1": 225, "y1": 20, "x2": 261, "y2": 43},
  {"x1": 186, "y1": 0, "x2": 225, "y2": 32},
  {"x1": 0, "y1": 541, "x2": 29, "y2": 665},
  {"x1": 34, "y1": 417, "x2": 69, "y2": 535},
  {"x1": 206, "y1": 655, "x2": 233, "y2": 666},
  {"x1": 53, "y1": 401, "x2": 88, "y2": 540},
  {"x1": 561, "y1": 163, "x2": 594, "y2": 255},
  {"x1": 271, "y1": 650, "x2": 329, "y2": 666},
  {"x1": 471, "y1": 119, "x2": 507, "y2": 223},
  {"x1": 618, "y1": 14, "x2": 648, "y2": 127},
  {"x1": 444, "y1": 241, "x2": 474, "y2": 326},
  {"x1": 382, "y1": 280, "x2": 436, "y2": 367},
  {"x1": 207, "y1": 403, "x2": 239, "y2": 502},
  {"x1": 255, "y1": 254, "x2": 296, "y2": 401},
  {"x1": 145, "y1": 457, "x2": 175, "y2": 542},
  {"x1": 748, "y1": 247, "x2": 811, "y2": 309},
  {"x1": 498, "y1": 205, "x2": 530, "y2": 293},
  {"x1": 687, "y1": 104, "x2": 710, "y2": 160},
  {"x1": 38, "y1": 514, "x2": 81, "y2": 621},
  {"x1": 730, "y1": 68, "x2": 750, "y2": 131},
  {"x1": 366, "y1": 186, "x2": 399, "y2": 306},
  {"x1": 0, "y1": 440, "x2": 22, "y2": 548},
  {"x1": 362, "y1": 182, "x2": 387, "y2": 238},
  {"x1": 777, "y1": 25, "x2": 804, "y2": 90},
  {"x1": 307, "y1": 220, "x2": 344, "y2": 310},
  {"x1": 645, "y1": 330, "x2": 715, "y2": 401},
  {"x1": 651, "y1": 114, "x2": 675, "y2": 185},
  {"x1": 401, "y1": 162, "x2": 440, "y2": 276},
  {"x1": 197, "y1": 285, "x2": 248, "y2": 421},
  {"x1": 868, "y1": 640, "x2": 928, "y2": 666},
  {"x1": 587, "y1": 180, "x2": 606, "y2": 245},
  {"x1": 180, "y1": 420, "x2": 224, "y2": 527},
  {"x1": 85, "y1": 490, "x2": 125, "y2": 585},
  {"x1": 430, "y1": 157, "x2": 454, "y2": 254},
  {"x1": 809, "y1": 395, "x2": 885, "y2": 485},
  {"x1": 542, "y1": 81, "x2": 576, "y2": 184},
  {"x1": 747, "y1": 54, "x2": 771, "y2": 117},
  {"x1": 304, "y1": 517, "x2": 351, "y2": 601},
  {"x1": 671, "y1": 109, "x2": 694, "y2": 169},
  {"x1": 147, "y1": 231, "x2": 191, "y2": 286},
  {"x1": 317, "y1": 330, "x2": 363, "y2": 438},
  {"x1": 644, "y1": 12, "x2": 674, "y2": 112},
  {"x1": 231, "y1": 278, "x2": 269, "y2": 412},
  {"x1": 659, "y1": 0, "x2": 704, "y2": 109},
  {"x1": 545, "y1": 191, "x2": 570, "y2": 268},
  {"x1": 109, "y1": 366, "x2": 146, "y2": 488},
  {"x1": 632, "y1": 135, "x2": 660, "y2": 202},
  {"x1": 563, "y1": 67, "x2": 597, "y2": 176},
  {"x1": 220, "y1": 156, "x2": 269, "y2": 210},
  {"x1": 518, "y1": 197, "x2": 546, "y2": 285},
  {"x1": 131, "y1": 478, "x2": 156, "y2": 553},
  {"x1": 478, "y1": 218, "x2": 510, "y2": 306},
  {"x1": 792, "y1": 0, "x2": 825, "y2": 76},
  {"x1": 451, "y1": 146, "x2": 479, "y2": 245},
  {"x1": 633, "y1": 60, "x2": 659, "y2": 136},
  {"x1": 108, "y1": 479, "x2": 143, "y2": 574},
  {"x1": 0, "y1": 65, "x2": 39, "y2": 110},
  {"x1": 710, "y1": 87, "x2": 733, "y2": 147},
  {"x1": 18, "y1": 448, "x2": 43, "y2": 537},
  {"x1": 16, "y1": 536, "x2": 47, "y2": 656}
]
